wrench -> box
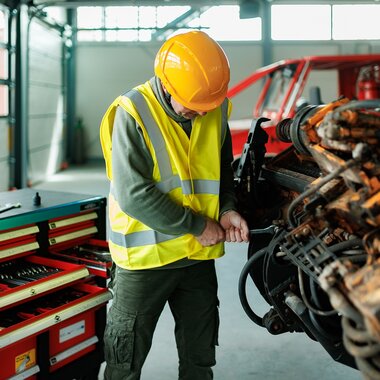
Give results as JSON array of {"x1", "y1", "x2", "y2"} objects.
[{"x1": 0, "y1": 202, "x2": 22, "y2": 214}]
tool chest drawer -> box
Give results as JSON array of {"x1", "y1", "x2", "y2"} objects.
[
  {"x1": 0, "y1": 189, "x2": 110, "y2": 380},
  {"x1": 48, "y1": 211, "x2": 98, "y2": 230},
  {"x1": 50, "y1": 238, "x2": 112, "y2": 278},
  {"x1": 0, "y1": 255, "x2": 89, "y2": 310},
  {"x1": 0, "y1": 224, "x2": 40, "y2": 262},
  {"x1": 48, "y1": 211, "x2": 99, "y2": 247},
  {"x1": 0, "y1": 224, "x2": 39, "y2": 245},
  {"x1": 0, "y1": 283, "x2": 111, "y2": 348}
]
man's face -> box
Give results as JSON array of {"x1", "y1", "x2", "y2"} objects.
[{"x1": 170, "y1": 96, "x2": 208, "y2": 120}]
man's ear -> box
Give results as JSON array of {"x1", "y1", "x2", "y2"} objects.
[
  {"x1": 160, "y1": 81, "x2": 172, "y2": 104},
  {"x1": 161, "y1": 81, "x2": 168, "y2": 94}
]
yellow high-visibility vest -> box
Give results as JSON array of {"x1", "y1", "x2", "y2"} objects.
[{"x1": 100, "y1": 80, "x2": 231, "y2": 269}]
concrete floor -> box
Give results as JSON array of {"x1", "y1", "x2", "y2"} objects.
[{"x1": 34, "y1": 162, "x2": 361, "y2": 380}]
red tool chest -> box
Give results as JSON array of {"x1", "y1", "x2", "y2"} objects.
[{"x1": 0, "y1": 189, "x2": 112, "y2": 380}]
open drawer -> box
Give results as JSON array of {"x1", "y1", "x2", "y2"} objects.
[
  {"x1": 0, "y1": 283, "x2": 112, "y2": 349},
  {"x1": 50, "y1": 238, "x2": 112, "y2": 279},
  {"x1": 0, "y1": 255, "x2": 90, "y2": 310}
]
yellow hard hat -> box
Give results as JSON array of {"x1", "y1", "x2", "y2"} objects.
[{"x1": 154, "y1": 30, "x2": 230, "y2": 112}]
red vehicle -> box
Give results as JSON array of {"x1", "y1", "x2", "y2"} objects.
[{"x1": 227, "y1": 54, "x2": 380, "y2": 157}]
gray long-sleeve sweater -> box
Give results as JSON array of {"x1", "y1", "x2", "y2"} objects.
[{"x1": 111, "y1": 76, "x2": 237, "y2": 242}]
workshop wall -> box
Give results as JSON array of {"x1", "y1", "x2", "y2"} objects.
[
  {"x1": 0, "y1": 4, "x2": 9, "y2": 192},
  {"x1": 76, "y1": 40, "x2": 380, "y2": 160}
]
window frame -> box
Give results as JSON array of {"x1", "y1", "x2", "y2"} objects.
[{"x1": 0, "y1": 5, "x2": 10, "y2": 118}]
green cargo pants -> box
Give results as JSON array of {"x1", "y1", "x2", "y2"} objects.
[{"x1": 103, "y1": 260, "x2": 219, "y2": 380}]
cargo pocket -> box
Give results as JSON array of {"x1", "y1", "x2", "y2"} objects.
[{"x1": 104, "y1": 306, "x2": 136, "y2": 370}]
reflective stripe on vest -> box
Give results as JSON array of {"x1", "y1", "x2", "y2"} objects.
[
  {"x1": 127, "y1": 89, "x2": 173, "y2": 180},
  {"x1": 111, "y1": 228, "x2": 178, "y2": 248},
  {"x1": 156, "y1": 177, "x2": 220, "y2": 195}
]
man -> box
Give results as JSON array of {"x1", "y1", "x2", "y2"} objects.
[{"x1": 100, "y1": 30, "x2": 249, "y2": 380}]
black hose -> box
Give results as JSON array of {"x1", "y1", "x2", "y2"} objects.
[
  {"x1": 298, "y1": 267, "x2": 337, "y2": 316},
  {"x1": 308, "y1": 277, "x2": 344, "y2": 337},
  {"x1": 308, "y1": 309, "x2": 340, "y2": 341},
  {"x1": 238, "y1": 248, "x2": 266, "y2": 326}
]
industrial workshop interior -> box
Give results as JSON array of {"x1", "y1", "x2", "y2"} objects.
[{"x1": 0, "y1": 0, "x2": 380, "y2": 379}]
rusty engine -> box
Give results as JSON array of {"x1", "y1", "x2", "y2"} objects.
[{"x1": 235, "y1": 98, "x2": 380, "y2": 379}]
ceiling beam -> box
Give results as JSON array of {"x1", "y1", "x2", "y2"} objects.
[
  {"x1": 32, "y1": 0, "x2": 380, "y2": 9},
  {"x1": 151, "y1": 6, "x2": 202, "y2": 40},
  {"x1": 33, "y1": 0, "x2": 242, "y2": 8}
]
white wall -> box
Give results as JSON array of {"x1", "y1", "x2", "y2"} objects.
[
  {"x1": 76, "y1": 43, "x2": 158, "y2": 160},
  {"x1": 76, "y1": 40, "x2": 380, "y2": 160}
]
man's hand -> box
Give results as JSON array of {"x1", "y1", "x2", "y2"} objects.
[
  {"x1": 196, "y1": 218, "x2": 226, "y2": 247},
  {"x1": 220, "y1": 210, "x2": 249, "y2": 243}
]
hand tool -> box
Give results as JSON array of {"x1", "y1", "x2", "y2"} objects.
[
  {"x1": 0, "y1": 202, "x2": 22, "y2": 214},
  {"x1": 249, "y1": 225, "x2": 278, "y2": 236}
]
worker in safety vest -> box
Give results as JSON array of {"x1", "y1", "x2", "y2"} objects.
[{"x1": 100, "y1": 30, "x2": 249, "y2": 380}]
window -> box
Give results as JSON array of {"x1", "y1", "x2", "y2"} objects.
[
  {"x1": 104, "y1": 6, "x2": 138, "y2": 42},
  {"x1": 0, "y1": 9, "x2": 6, "y2": 44},
  {"x1": 271, "y1": 5, "x2": 331, "y2": 40},
  {"x1": 0, "y1": 47, "x2": 7, "y2": 80},
  {"x1": 77, "y1": 5, "x2": 193, "y2": 42},
  {"x1": 76, "y1": 5, "x2": 261, "y2": 42},
  {"x1": 77, "y1": 6, "x2": 103, "y2": 41},
  {"x1": 0, "y1": 84, "x2": 8, "y2": 117},
  {"x1": 0, "y1": 8, "x2": 8, "y2": 117},
  {"x1": 187, "y1": 6, "x2": 261, "y2": 41},
  {"x1": 157, "y1": 6, "x2": 191, "y2": 28},
  {"x1": 333, "y1": 5, "x2": 380, "y2": 40}
]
